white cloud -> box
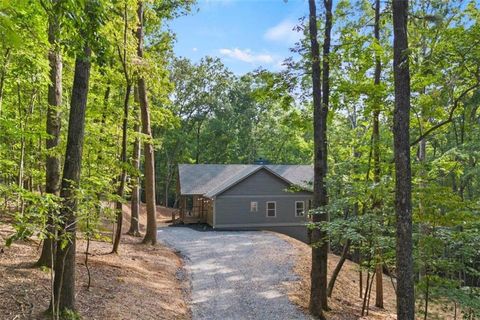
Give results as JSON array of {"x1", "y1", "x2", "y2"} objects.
[
  {"x1": 264, "y1": 19, "x2": 301, "y2": 45},
  {"x1": 192, "y1": 47, "x2": 198, "y2": 52},
  {"x1": 219, "y1": 48, "x2": 274, "y2": 64}
]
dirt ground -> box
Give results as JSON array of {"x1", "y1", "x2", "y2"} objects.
[
  {"x1": 0, "y1": 204, "x2": 190, "y2": 320},
  {"x1": 1, "y1": 205, "x2": 455, "y2": 320},
  {"x1": 278, "y1": 234, "x2": 398, "y2": 320}
]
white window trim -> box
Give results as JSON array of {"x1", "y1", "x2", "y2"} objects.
[
  {"x1": 266, "y1": 201, "x2": 276, "y2": 218},
  {"x1": 250, "y1": 201, "x2": 258, "y2": 212},
  {"x1": 295, "y1": 201, "x2": 305, "y2": 217}
]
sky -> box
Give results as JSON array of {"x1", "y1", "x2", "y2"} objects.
[{"x1": 167, "y1": 0, "x2": 309, "y2": 75}]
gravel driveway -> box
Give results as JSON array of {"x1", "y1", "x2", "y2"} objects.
[{"x1": 157, "y1": 226, "x2": 311, "y2": 320}]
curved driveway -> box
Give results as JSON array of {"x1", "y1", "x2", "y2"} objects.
[{"x1": 157, "y1": 226, "x2": 311, "y2": 320}]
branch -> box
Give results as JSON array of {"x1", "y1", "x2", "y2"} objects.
[{"x1": 410, "y1": 82, "x2": 479, "y2": 146}]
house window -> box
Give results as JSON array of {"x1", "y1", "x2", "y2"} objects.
[
  {"x1": 266, "y1": 201, "x2": 276, "y2": 217},
  {"x1": 295, "y1": 201, "x2": 305, "y2": 217},
  {"x1": 250, "y1": 201, "x2": 258, "y2": 212}
]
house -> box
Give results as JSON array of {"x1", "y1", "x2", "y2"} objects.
[{"x1": 177, "y1": 164, "x2": 313, "y2": 242}]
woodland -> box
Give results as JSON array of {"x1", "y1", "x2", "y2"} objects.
[{"x1": 0, "y1": 0, "x2": 479, "y2": 319}]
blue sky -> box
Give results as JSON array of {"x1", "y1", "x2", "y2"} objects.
[{"x1": 167, "y1": 0, "x2": 308, "y2": 75}]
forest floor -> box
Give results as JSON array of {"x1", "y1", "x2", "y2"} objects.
[
  {"x1": 0, "y1": 204, "x2": 190, "y2": 320},
  {"x1": 279, "y1": 234, "x2": 398, "y2": 320},
  {"x1": 1, "y1": 205, "x2": 453, "y2": 320}
]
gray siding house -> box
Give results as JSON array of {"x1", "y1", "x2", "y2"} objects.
[{"x1": 177, "y1": 164, "x2": 313, "y2": 242}]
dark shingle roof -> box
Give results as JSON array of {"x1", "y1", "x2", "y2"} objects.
[{"x1": 178, "y1": 164, "x2": 313, "y2": 197}]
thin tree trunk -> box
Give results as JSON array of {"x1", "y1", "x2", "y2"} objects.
[
  {"x1": 113, "y1": 2, "x2": 132, "y2": 252},
  {"x1": 17, "y1": 85, "x2": 25, "y2": 216},
  {"x1": 165, "y1": 160, "x2": 171, "y2": 207},
  {"x1": 112, "y1": 83, "x2": 131, "y2": 253},
  {"x1": 85, "y1": 218, "x2": 91, "y2": 290},
  {"x1": 375, "y1": 262, "x2": 384, "y2": 307},
  {"x1": 26, "y1": 92, "x2": 36, "y2": 193},
  {"x1": 424, "y1": 274, "x2": 429, "y2": 320},
  {"x1": 17, "y1": 83, "x2": 25, "y2": 194},
  {"x1": 392, "y1": 0, "x2": 415, "y2": 318},
  {"x1": 308, "y1": 0, "x2": 328, "y2": 317},
  {"x1": 128, "y1": 103, "x2": 141, "y2": 236},
  {"x1": 18, "y1": 135, "x2": 25, "y2": 190},
  {"x1": 327, "y1": 239, "x2": 351, "y2": 297},
  {"x1": 362, "y1": 271, "x2": 371, "y2": 316},
  {"x1": 372, "y1": 0, "x2": 384, "y2": 308},
  {"x1": 366, "y1": 269, "x2": 377, "y2": 315},
  {"x1": 38, "y1": 2, "x2": 62, "y2": 267},
  {"x1": 136, "y1": 1, "x2": 157, "y2": 245},
  {"x1": 320, "y1": 0, "x2": 332, "y2": 311},
  {"x1": 52, "y1": 45, "x2": 91, "y2": 314}
]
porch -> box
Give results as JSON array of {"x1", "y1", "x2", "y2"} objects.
[{"x1": 179, "y1": 194, "x2": 213, "y2": 224}]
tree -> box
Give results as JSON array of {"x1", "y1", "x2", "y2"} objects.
[
  {"x1": 112, "y1": 1, "x2": 134, "y2": 254},
  {"x1": 37, "y1": 0, "x2": 63, "y2": 268},
  {"x1": 308, "y1": 0, "x2": 329, "y2": 317},
  {"x1": 392, "y1": 0, "x2": 415, "y2": 318},
  {"x1": 372, "y1": 0, "x2": 384, "y2": 309},
  {"x1": 136, "y1": 1, "x2": 157, "y2": 245},
  {"x1": 52, "y1": 44, "x2": 91, "y2": 314},
  {"x1": 128, "y1": 102, "x2": 142, "y2": 236}
]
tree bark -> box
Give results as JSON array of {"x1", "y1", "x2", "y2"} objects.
[
  {"x1": 52, "y1": 45, "x2": 91, "y2": 314},
  {"x1": 373, "y1": 0, "x2": 384, "y2": 308},
  {"x1": 112, "y1": 83, "x2": 131, "y2": 253},
  {"x1": 128, "y1": 103, "x2": 142, "y2": 236},
  {"x1": 136, "y1": 1, "x2": 157, "y2": 245},
  {"x1": 392, "y1": 0, "x2": 415, "y2": 319},
  {"x1": 38, "y1": 1, "x2": 62, "y2": 268},
  {"x1": 320, "y1": 0, "x2": 332, "y2": 310},
  {"x1": 327, "y1": 239, "x2": 350, "y2": 297},
  {"x1": 308, "y1": 0, "x2": 329, "y2": 317},
  {"x1": 112, "y1": 2, "x2": 133, "y2": 252}
]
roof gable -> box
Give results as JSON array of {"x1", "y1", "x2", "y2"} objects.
[
  {"x1": 178, "y1": 164, "x2": 313, "y2": 197},
  {"x1": 205, "y1": 166, "x2": 294, "y2": 197}
]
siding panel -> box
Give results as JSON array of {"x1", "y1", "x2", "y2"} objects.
[
  {"x1": 220, "y1": 169, "x2": 312, "y2": 196},
  {"x1": 215, "y1": 196, "x2": 310, "y2": 225},
  {"x1": 212, "y1": 168, "x2": 312, "y2": 242}
]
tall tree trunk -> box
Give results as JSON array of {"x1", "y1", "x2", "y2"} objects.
[
  {"x1": 136, "y1": 1, "x2": 157, "y2": 245},
  {"x1": 38, "y1": 2, "x2": 62, "y2": 268},
  {"x1": 392, "y1": 0, "x2": 415, "y2": 319},
  {"x1": 17, "y1": 83, "x2": 25, "y2": 192},
  {"x1": 128, "y1": 103, "x2": 141, "y2": 236},
  {"x1": 52, "y1": 45, "x2": 91, "y2": 314},
  {"x1": 17, "y1": 85, "x2": 25, "y2": 214},
  {"x1": 112, "y1": 83, "x2": 131, "y2": 253},
  {"x1": 320, "y1": 0, "x2": 332, "y2": 310},
  {"x1": 308, "y1": 0, "x2": 328, "y2": 317},
  {"x1": 112, "y1": 2, "x2": 132, "y2": 252},
  {"x1": 373, "y1": 0, "x2": 384, "y2": 308}
]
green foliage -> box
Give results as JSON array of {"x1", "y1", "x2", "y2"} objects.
[
  {"x1": 5, "y1": 189, "x2": 62, "y2": 246},
  {"x1": 154, "y1": 57, "x2": 312, "y2": 205},
  {"x1": 0, "y1": 0, "x2": 479, "y2": 318},
  {"x1": 299, "y1": 0, "x2": 480, "y2": 316}
]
